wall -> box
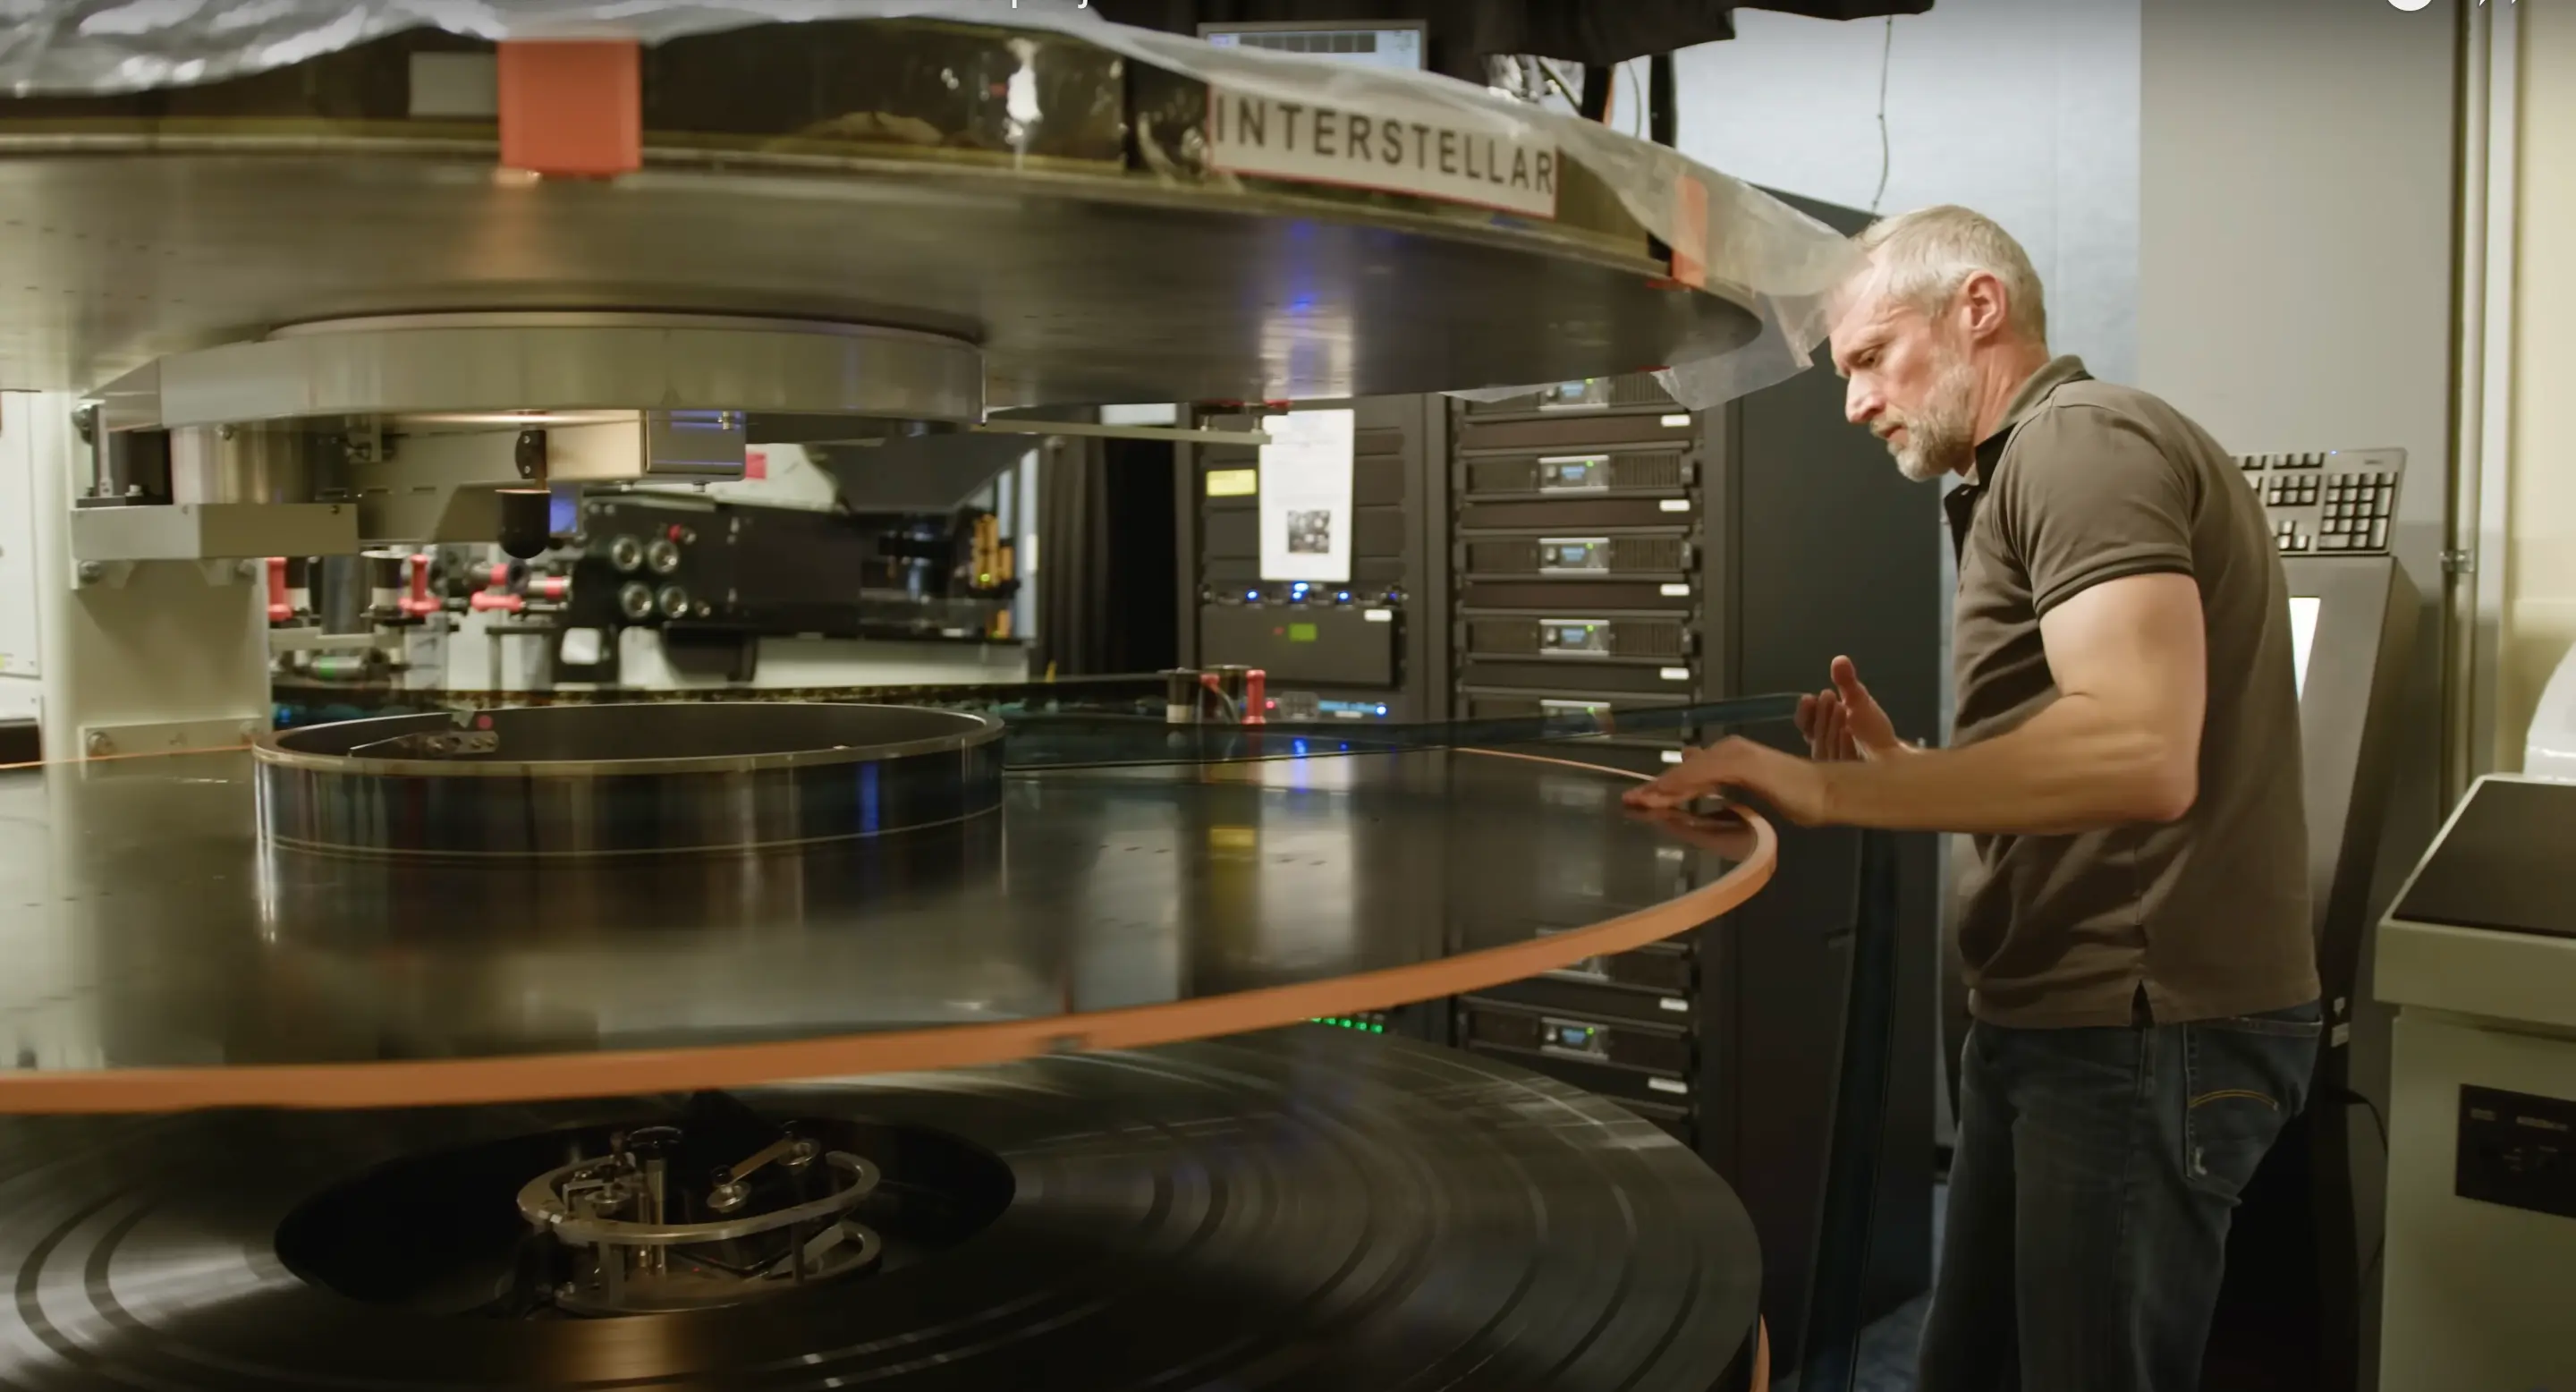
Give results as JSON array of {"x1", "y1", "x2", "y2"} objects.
[
  {"x1": 2139, "y1": 3, "x2": 2460, "y2": 1387},
  {"x1": 1671, "y1": 0, "x2": 2140, "y2": 385},
  {"x1": 0, "y1": 396, "x2": 44, "y2": 723},
  {"x1": 2504, "y1": 4, "x2": 2576, "y2": 759}
]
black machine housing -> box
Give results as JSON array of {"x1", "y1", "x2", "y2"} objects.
[
  {"x1": 1096, "y1": 1, "x2": 1936, "y2": 84},
  {"x1": 555, "y1": 494, "x2": 1017, "y2": 684}
]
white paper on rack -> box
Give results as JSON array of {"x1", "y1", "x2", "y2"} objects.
[{"x1": 1257, "y1": 408, "x2": 1355, "y2": 584}]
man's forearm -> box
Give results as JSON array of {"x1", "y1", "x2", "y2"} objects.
[{"x1": 1818, "y1": 695, "x2": 2194, "y2": 836}]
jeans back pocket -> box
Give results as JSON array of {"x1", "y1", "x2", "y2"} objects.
[{"x1": 2179, "y1": 1005, "x2": 2321, "y2": 1201}]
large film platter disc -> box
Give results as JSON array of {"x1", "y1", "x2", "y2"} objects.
[
  {"x1": 0, "y1": 743, "x2": 1769, "y2": 1112},
  {"x1": 0, "y1": 1029, "x2": 1764, "y2": 1391},
  {"x1": 0, "y1": 20, "x2": 1768, "y2": 405}
]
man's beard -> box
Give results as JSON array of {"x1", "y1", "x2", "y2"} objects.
[{"x1": 1877, "y1": 350, "x2": 1979, "y2": 482}]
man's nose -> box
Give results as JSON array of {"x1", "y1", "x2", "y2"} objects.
[{"x1": 1846, "y1": 380, "x2": 1879, "y2": 428}]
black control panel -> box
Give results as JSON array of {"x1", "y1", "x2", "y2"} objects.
[
  {"x1": 1458, "y1": 993, "x2": 1698, "y2": 1137},
  {"x1": 1181, "y1": 397, "x2": 1439, "y2": 721},
  {"x1": 548, "y1": 494, "x2": 1013, "y2": 683},
  {"x1": 2456, "y1": 1084, "x2": 2576, "y2": 1221},
  {"x1": 1198, "y1": 601, "x2": 1400, "y2": 688},
  {"x1": 2235, "y1": 447, "x2": 2403, "y2": 555}
]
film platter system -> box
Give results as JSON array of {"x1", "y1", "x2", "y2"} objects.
[{"x1": 0, "y1": 5, "x2": 1917, "y2": 1389}]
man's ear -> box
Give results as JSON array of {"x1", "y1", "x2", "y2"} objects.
[{"x1": 1954, "y1": 269, "x2": 2012, "y2": 344}]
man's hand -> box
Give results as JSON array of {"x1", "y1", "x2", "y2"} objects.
[
  {"x1": 1796, "y1": 655, "x2": 1908, "y2": 762},
  {"x1": 1625, "y1": 654, "x2": 1900, "y2": 823},
  {"x1": 1620, "y1": 735, "x2": 1832, "y2": 824},
  {"x1": 1626, "y1": 804, "x2": 1763, "y2": 861}
]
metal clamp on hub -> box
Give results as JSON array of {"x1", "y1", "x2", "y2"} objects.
[{"x1": 518, "y1": 1125, "x2": 883, "y2": 1316}]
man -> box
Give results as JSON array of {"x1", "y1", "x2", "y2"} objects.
[{"x1": 1627, "y1": 206, "x2": 2322, "y2": 1391}]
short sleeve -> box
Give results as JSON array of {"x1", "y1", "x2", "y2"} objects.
[{"x1": 1993, "y1": 404, "x2": 2198, "y2": 618}]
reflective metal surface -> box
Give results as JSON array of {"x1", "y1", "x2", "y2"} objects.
[
  {"x1": 256, "y1": 703, "x2": 1005, "y2": 855},
  {"x1": 0, "y1": 151, "x2": 1752, "y2": 408},
  {"x1": 0, "y1": 745, "x2": 1767, "y2": 1110},
  {"x1": 0, "y1": 1030, "x2": 1763, "y2": 1390},
  {"x1": 104, "y1": 313, "x2": 987, "y2": 432}
]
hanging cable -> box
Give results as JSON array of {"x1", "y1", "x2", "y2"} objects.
[
  {"x1": 1869, "y1": 15, "x2": 1896, "y2": 215},
  {"x1": 2337, "y1": 1084, "x2": 2392, "y2": 1293},
  {"x1": 1648, "y1": 53, "x2": 1677, "y2": 149},
  {"x1": 1577, "y1": 64, "x2": 1612, "y2": 123}
]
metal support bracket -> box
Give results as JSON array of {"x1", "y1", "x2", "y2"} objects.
[
  {"x1": 70, "y1": 501, "x2": 357, "y2": 563},
  {"x1": 74, "y1": 556, "x2": 259, "y2": 590},
  {"x1": 79, "y1": 715, "x2": 264, "y2": 760}
]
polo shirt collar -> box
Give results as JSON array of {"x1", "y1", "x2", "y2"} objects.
[{"x1": 1968, "y1": 354, "x2": 2092, "y2": 483}]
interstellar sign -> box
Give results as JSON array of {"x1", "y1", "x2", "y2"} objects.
[{"x1": 1207, "y1": 88, "x2": 1560, "y2": 221}]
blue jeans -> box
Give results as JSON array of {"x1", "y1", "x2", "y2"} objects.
[{"x1": 1917, "y1": 998, "x2": 2323, "y2": 1392}]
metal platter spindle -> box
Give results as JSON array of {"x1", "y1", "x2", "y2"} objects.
[{"x1": 514, "y1": 1109, "x2": 886, "y2": 1315}]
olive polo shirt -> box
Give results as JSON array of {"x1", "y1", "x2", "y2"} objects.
[{"x1": 1945, "y1": 355, "x2": 2318, "y2": 1028}]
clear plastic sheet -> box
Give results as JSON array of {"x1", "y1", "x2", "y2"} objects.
[{"x1": 0, "y1": 0, "x2": 1860, "y2": 408}]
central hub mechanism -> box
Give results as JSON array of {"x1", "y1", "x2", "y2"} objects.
[{"x1": 517, "y1": 1123, "x2": 883, "y2": 1316}]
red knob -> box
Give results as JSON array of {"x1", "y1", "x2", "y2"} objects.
[
  {"x1": 401, "y1": 553, "x2": 441, "y2": 617},
  {"x1": 264, "y1": 557, "x2": 292, "y2": 624}
]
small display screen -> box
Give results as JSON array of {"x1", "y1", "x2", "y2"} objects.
[
  {"x1": 2289, "y1": 595, "x2": 2321, "y2": 698},
  {"x1": 1201, "y1": 24, "x2": 1425, "y2": 72},
  {"x1": 1555, "y1": 625, "x2": 1592, "y2": 645},
  {"x1": 1556, "y1": 545, "x2": 1592, "y2": 565}
]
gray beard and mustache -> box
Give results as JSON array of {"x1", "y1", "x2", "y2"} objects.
[{"x1": 1874, "y1": 349, "x2": 1979, "y2": 482}]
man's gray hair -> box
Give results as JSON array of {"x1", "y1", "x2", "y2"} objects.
[{"x1": 1852, "y1": 205, "x2": 2048, "y2": 346}]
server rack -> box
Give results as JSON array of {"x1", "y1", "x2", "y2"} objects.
[
  {"x1": 1450, "y1": 378, "x2": 1707, "y2": 773},
  {"x1": 1444, "y1": 190, "x2": 1942, "y2": 1365},
  {"x1": 1169, "y1": 192, "x2": 1943, "y2": 1366},
  {"x1": 1443, "y1": 365, "x2": 1939, "y2": 1361},
  {"x1": 1174, "y1": 395, "x2": 1449, "y2": 723}
]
